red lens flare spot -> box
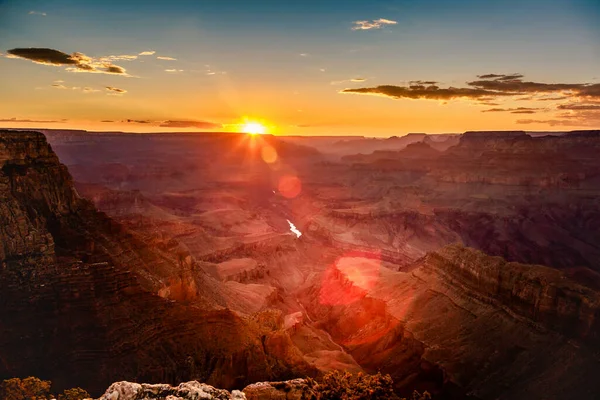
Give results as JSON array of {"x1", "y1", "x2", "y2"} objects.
[
  {"x1": 319, "y1": 251, "x2": 382, "y2": 306},
  {"x1": 278, "y1": 175, "x2": 302, "y2": 198}
]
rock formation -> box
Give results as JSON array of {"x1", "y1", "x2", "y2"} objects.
[
  {"x1": 5, "y1": 129, "x2": 600, "y2": 399},
  {"x1": 0, "y1": 131, "x2": 315, "y2": 396}
]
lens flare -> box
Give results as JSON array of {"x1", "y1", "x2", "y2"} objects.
[
  {"x1": 261, "y1": 145, "x2": 278, "y2": 163},
  {"x1": 278, "y1": 175, "x2": 302, "y2": 198}
]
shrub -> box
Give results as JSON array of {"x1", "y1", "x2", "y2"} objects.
[
  {"x1": 0, "y1": 377, "x2": 52, "y2": 400},
  {"x1": 315, "y1": 371, "x2": 431, "y2": 400},
  {"x1": 58, "y1": 387, "x2": 91, "y2": 400},
  {"x1": 317, "y1": 371, "x2": 397, "y2": 400}
]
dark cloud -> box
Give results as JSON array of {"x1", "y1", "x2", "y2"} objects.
[
  {"x1": 342, "y1": 74, "x2": 600, "y2": 102},
  {"x1": 410, "y1": 80, "x2": 438, "y2": 85},
  {"x1": 341, "y1": 85, "x2": 508, "y2": 100},
  {"x1": 159, "y1": 120, "x2": 222, "y2": 129},
  {"x1": 7, "y1": 48, "x2": 77, "y2": 65},
  {"x1": 557, "y1": 103, "x2": 600, "y2": 110},
  {"x1": 477, "y1": 73, "x2": 524, "y2": 81},
  {"x1": 579, "y1": 84, "x2": 600, "y2": 97},
  {"x1": 468, "y1": 78, "x2": 583, "y2": 94},
  {"x1": 124, "y1": 119, "x2": 152, "y2": 124},
  {"x1": 6, "y1": 47, "x2": 127, "y2": 75},
  {"x1": 482, "y1": 107, "x2": 542, "y2": 113},
  {"x1": 538, "y1": 96, "x2": 570, "y2": 101},
  {"x1": 516, "y1": 119, "x2": 587, "y2": 127},
  {"x1": 106, "y1": 65, "x2": 126, "y2": 74},
  {"x1": 0, "y1": 117, "x2": 65, "y2": 123},
  {"x1": 106, "y1": 86, "x2": 127, "y2": 94}
]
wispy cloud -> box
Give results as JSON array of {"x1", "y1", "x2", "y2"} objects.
[
  {"x1": 159, "y1": 120, "x2": 222, "y2": 129},
  {"x1": 165, "y1": 69, "x2": 184, "y2": 73},
  {"x1": 157, "y1": 56, "x2": 177, "y2": 61},
  {"x1": 28, "y1": 11, "x2": 47, "y2": 16},
  {"x1": 117, "y1": 119, "x2": 222, "y2": 129},
  {"x1": 516, "y1": 118, "x2": 599, "y2": 127},
  {"x1": 101, "y1": 55, "x2": 139, "y2": 61},
  {"x1": 6, "y1": 48, "x2": 129, "y2": 76},
  {"x1": 481, "y1": 107, "x2": 544, "y2": 114},
  {"x1": 557, "y1": 103, "x2": 600, "y2": 110},
  {"x1": 138, "y1": 51, "x2": 155, "y2": 56},
  {"x1": 331, "y1": 77, "x2": 368, "y2": 85},
  {"x1": 352, "y1": 18, "x2": 397, "y2": 31},
  {"x1": 106, "y1": 86, "x2": 127, "y2": 94},
  {"x1": 0, "y1": 117, "x2": 65, "y2": 123},
  {"x1": 51, "y1": 83, "x2": 101, "y2": 93}
]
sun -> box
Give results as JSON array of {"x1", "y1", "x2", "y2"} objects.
[{"x1": 242, "y1": 122, "x2": 267, "y2": 135}]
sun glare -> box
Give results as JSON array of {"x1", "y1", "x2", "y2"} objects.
[{"x1": 242, "y1": 122, "x2": 267, "y2": 135}]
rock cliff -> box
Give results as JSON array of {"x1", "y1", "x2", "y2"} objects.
[
  {"x1": 297, "y1": 244, "x2": 600, "y2": 399},
  {"x1": 0, "y1": 131, "x2": 314, "y2": 396}
]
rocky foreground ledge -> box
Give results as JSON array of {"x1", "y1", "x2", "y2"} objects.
[{"x1": 97, "y1": 379, "x2": 314, "y2": 400}]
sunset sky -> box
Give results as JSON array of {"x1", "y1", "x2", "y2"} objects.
[{"x1": 1, "y1": 0, "x2": 599, "y2": 136}]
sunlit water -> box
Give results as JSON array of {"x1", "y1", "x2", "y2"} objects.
[{"x1": 287, "y1": 220, "x2": 302, "y2": 238}]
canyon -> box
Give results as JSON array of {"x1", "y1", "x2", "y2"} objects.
[{"x1": 1, "y1": 129, "x2": 600, "y2": 399}]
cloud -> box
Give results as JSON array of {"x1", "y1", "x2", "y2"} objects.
[
  {"x1": 157, "y1": 56, "x2": 177, "y2": 60},
  {"x1": 0, "y1": 117, "x2": 64, "y2": 123},
  {"x1": 477, "y1": 73, "x2": 524, "y2": 81},
  {"x1": 467, "y1": 78, "x2": 583, "y2": 94},
  {"x1": 352, "y1": 18, "x2": 397, "y2": 30},
  {"x1": 579, "y1": 84, "x2": 600, "y2": 98},
  {"x1": 124, "y1": 119, "x2": 152, "y2": 124},
  {"x1": 342, "y1": 74, "x2": 600, "y2": 102},
  {"x1": 50, "y1": 82, "x2": 101, "y2": 93},
  {"x1": 28, "y1": 11, "x2": 46, "y2": 16},
  {"x1": 139, "y1": 51, "x2": 156, "y2": 56},
  {"x1": 481, "y1": 107, "x2": 543, "y2": 113},
  {"x1": 557, "y1": 103, "x2": 600, "y2": 110},
  {"x1": 165, "y1": 69, "x2": 184, "y2": 73},
  {"x1": 341, "y1": 84, "x2": 506, "y2": 100},
  {"x1": 410, "y1": 80, "x2": 438, "y2": 85},
  {"x1": 159, "y1": 120, "x2": 222, "y2": 129},
  {"x1": 102, "y1": 55, "x2": 139, "y2": 61},
  {"x1": 331, "y1": 77, "x2": 369, "y2": 85},
  {"x1": 7, "y1": 48, "x2": 77, "y2": 65},
  {"x1": 106, "y1": 86, "x2": 127, "y2": 94},
  {"x1": 516, "y1": 119, "x2": 590, "y2": 127},
  {"x1": 6, "y1": 48, "x2": 128, "y2": 75},
  {"x1": 538, "y1": 96, "x2": 570, "y2": 101}
]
